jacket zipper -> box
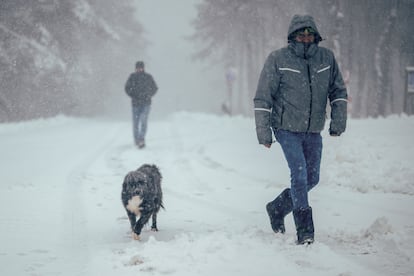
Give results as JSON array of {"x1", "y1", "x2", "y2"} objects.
[{"x1": 306, "y1": 59, "x2": 313, "y2": 132}]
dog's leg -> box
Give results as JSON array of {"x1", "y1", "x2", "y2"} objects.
[
  {"x1": 133, "y1": 212, "x2": 151, "y2": 238},
  {"x1": 126, "y1": 211, "x2": 141, "y2": 240},
  {"x1": 126, "y1": 210, "x2": 136, "y2": 230},
  {"x1": 132, "y1": 232, "x2": 140, "y2": 240},
  {"x1": 151, "y1": 212, "x2": 158, "y2": 231}
]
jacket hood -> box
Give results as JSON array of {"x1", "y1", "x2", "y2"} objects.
[{"x1": 287, "y1": 14, "x2": 322, "y2": 43}]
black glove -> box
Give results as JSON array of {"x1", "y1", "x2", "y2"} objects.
[{"x1": 329, "y1": 129, "x2": 341, "y2": 136}]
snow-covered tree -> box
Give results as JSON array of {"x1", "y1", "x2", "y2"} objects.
[
  {"x1": 0, "y1": 0, "x2": 145, "y2": 121},
  {"x1": 192, "y1": 0, "x2": 414, "y2": 118}
]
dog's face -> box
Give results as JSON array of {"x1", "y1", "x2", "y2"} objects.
[{"x1": 124, "y1": 170, "x2": 149, "y2": 187}]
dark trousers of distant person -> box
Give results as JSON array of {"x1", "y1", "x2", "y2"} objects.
[{"x1": 132, "y1": 104, "x2": 150, "y2": 147}]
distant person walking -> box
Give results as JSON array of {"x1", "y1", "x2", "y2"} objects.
[
  {"x1": 125, "y1": 61, "x2": 158, "y2": 148},
  {"x1": 253, "y1": 15, "x2": 348, "y2": 244}
]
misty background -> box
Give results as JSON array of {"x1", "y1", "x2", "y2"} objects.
[{"x1": 1, "y1": 0, "x2": 413, "y2": 122}]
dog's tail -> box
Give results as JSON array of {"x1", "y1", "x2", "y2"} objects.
[{"x1": 154, "y1": 197, "x2": 165, "y2": 210}]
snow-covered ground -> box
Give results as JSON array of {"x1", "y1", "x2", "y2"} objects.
[{"x1": 0, "y1": 112, "x2": 413, "y2": 276}]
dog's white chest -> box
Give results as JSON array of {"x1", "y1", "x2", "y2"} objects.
[{"x1": 126, "y1": 196, "x2": 143, "y2": 216}]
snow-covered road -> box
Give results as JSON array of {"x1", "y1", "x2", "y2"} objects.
[{"x1": 1, "y1": 113, "x2": 413, "y2": 275}]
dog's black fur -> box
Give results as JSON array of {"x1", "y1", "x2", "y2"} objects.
[{"x1": 121, "y1": 164, "x2": 163, "y2": 239}]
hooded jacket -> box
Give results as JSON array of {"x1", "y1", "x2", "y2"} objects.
[{"x1": 253, "y1": 14, "x2": 348, "y2": 145}]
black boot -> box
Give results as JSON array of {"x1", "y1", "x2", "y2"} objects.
[
  {"x1": 293, "y1": 207, "x2": 314, "y2": 245},
  {"x1": 266, "y1": 188, "x2": 293, "y2": 233}
]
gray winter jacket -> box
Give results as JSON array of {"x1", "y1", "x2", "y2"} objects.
[{"x1": 254, "y1": 15, "x2": 348, "y2": 145}]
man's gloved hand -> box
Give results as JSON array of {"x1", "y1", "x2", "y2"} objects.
[{"x1": 329, "y1": 129, "x2": 341, "y2": 136}]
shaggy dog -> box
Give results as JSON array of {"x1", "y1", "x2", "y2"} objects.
[{"x1": 121, "y1": 164, "x2": 163, "y2": 240}]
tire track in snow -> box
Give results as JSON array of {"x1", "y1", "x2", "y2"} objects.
[{"x1": 61, "y1": 123, "x2": 124, "y2": 270}]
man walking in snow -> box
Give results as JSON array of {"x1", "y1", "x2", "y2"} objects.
[
  {"x1": 125, "y1": 61, "x2": 158, "y2": 148},
  {"x1": 253, "y1": 15, "x2": 348, "y2": 244}
]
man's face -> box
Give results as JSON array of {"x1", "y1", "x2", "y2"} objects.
[{"x1": 295, "y1": 27, "x2": 315, "y2": 44}]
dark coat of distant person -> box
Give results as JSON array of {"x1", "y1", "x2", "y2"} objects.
[{"x1": 125, "y1": 71, "x2": 158, "y2": 106}]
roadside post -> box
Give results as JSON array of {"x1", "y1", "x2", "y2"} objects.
[{"x1": 405, "y1": 67, "x2": 414, "y2": 115}]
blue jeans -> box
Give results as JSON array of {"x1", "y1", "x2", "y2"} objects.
[
  {"x1": 132, "y1": 104, "x2": 151, "y2": 144},
  {"x1": 274, "y1": 129, "x2": 322, "y2": 210}
]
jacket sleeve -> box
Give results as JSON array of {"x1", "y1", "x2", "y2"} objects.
[
  {"x1": 149, "y1": 75, "x2": 158, "y2": 96},
  {"x1": 328, "y1": 55, "x2": 348, "y2": 135},
  {"x1": 253, "y1": 53, "x2": 279, "y2": 145},
  {"x1": 124, "y1": 74, "x2": 135, "y2": 98}
]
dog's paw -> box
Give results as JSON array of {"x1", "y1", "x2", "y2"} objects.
[
  {"x1": 151, "y1": 227, "x2": 158, "y2": 232},
  {"x1": 132, "y1": 232, "x2": 141, "y2": 240}
]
